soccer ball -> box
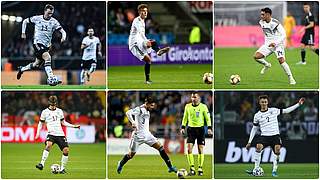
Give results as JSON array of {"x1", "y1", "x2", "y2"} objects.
[
  {"x1": 50, "y1": 164, "x2": 60, "y2": 174},
  {"x1": 252, "y1": 166, "x2": 264, "y2": 177},
  {"x1": 176, "y1": 168, "x2": 188, "y2": 179},
  {"x1": 229, "y1": 74, "x2": 241, "y2": 85},
  {"x1": 47, "y1": 75, "x2": 60, "y2": 86},
  {"x1": 203, "y1": 72, "x2": 213, "y2": 84}
]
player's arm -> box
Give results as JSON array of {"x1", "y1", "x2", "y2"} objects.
[
  {"x1": 125, "y1": 107, "x2": 140, "y2": 129},
  {"x1": 282, "y1": 98, "x2": 305, "y2": 114},
  {"x1": 35, "y1": 119, "x2": 45, "y2": 140},
  {"x1": 59, "y1": 28, "x2": 67, "y2": 43},
  {"x1": 180, "y1": 105, "x2": 188, "y2": 135},
  {"x1": 305, "y1": 15, "x2": 315, "y2": 29},
  {"x1": 61, "y1": 118, "x2": 80, "y2": 128},
  {"x1": 97, "y1": 40, "x2": 102, "y2": 57},
  {"x1": 81, "y1": 43, "x2": 89, "y2": 50},
  {"x1": 246, "y1": 115, "x2": 259, "y2": 150},
  {"x1": 203, "y1": 105, "x2": 213, "y2": 135},
  {"x1": 21, "y1": 17, "x2": 31, "y2": 39}
]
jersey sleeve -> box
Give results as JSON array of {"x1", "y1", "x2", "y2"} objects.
[
  {"x1": 181, "y1": 104, "x2": 189, "y2": 128},
  {"x1": 274, "y1": 108, "x2": 282, "y2": 115},
  {"x1": 82, "y1": 37, "x2": 88, "y2": 45},
  {"x1": 29, "y1": 15, "x2": 39, "y2": 24},
  {"x1": 202, "y1": 104, "x2": 212, "y2": 127},
  {"x1": 53, "y1": 19, "x2": 62, "y2": 31},
  {"x1": 59, "y1": 109, "x2": 65, "y2": 121},
  {"x1": 131, "y1": 106, "x2": 142, "y2": 116},
  {"x1": 40, "y1": 110, "x2": 46, "y2": 122},
  {"x1": 309, "y1": 15, "x2": 315, "y2": 22},
  {"x1": 253, "y1": 114, "x2": 259, "y2": 126},
  {"x1": 96, "y1": 37, "x2": 101, "y2": 45}
]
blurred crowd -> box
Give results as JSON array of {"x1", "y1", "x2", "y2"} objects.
[
  {"x1": 2, "y1": 91, "x2": 106, "y2": 142},
  {"x1": 2, "y1": 2, "x2": 106, "y2": 58},
  {"x1": 108, "y1": 91, "x2": 213, "y2": 139}
]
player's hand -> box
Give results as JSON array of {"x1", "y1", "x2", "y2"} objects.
[
  {"x1": 180, "y1": 128, "x2": 185, "y2": 135},
  {"x1": 245, "y1": 143, "x2": 251, "y2": 150},
  {"x1": 299, "y1": 98, "x2": 305, "y2": 105},
  {"x1": 132, "y1": 123, "x2": 137, "y2": 129},
  {"x1": 74, "y1": 125, "x2": 80, "y2": 129},
  {"x1": 21, "y1": 33, "x2": 26, "y2": 39},
  {"x1": 268, "y1": 43, "x2": 276, "y2": 48},
  {"x1": 98, "y1": 51, "x2": 102, "y2": 57},
  {"x1": 208, "y1": 129, "x2": 213, "y2": 136},
  {"x1": 35, "y1": 134, "x2": 40, "y2": 140},
  {"x1": 298, "y1": 27, "x2": 305, "y2": 34}
]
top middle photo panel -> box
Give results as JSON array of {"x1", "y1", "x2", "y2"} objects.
[{"x1": 108, "y1": 1, "x2": 213, "y2": 89}]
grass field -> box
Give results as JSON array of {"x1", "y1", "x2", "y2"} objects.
[
  {"x1": 108, "y1": 64, "x2": 212, "y2": 89},
  {"x1": 215, "y1": 163, "x2": 319, "y2": 179},
  {"x1": 1, "y1": 85, "x2": 106, "y2": 89},
  {"x1": 215, "y1": 48, "x2": 319, "y2": 89},
  {"x1": 108, "y1": 154, "x2": 212, "y2": 179},
  {"x1": 1, "y1": 143, "x2": 106, "y2": 179}
]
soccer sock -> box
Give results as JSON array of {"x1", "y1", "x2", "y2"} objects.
[
  {"x1": 151, "y1": 41, "x2": 160, "y2": 52},
  {"x1": 159, "y1": 147, "x2": 173, "y2": 168},
  {"x1": 21, "y1": 63, "x2": 33, "y2": 72},
  {"x1": 301, "y1": 49, "x2": 306, "y2": 62},
  {"x1": 89, "y1": 63, "x2": 96, "y2": 74},
  {"x1": 60, "y1": 155, "x2": 68, "y2": 170},
  {"x1": 315, "y1": 48, "x2": 319, "y2": 55},
  {"x1": 80, "y1": 69, "x2": 85, "y2": 84},
  {"x1": 254, "y1": 151, "x2": 262, "y2": 168},
  {"x1": 144, "y1": 63, "x2": 150, "y2": 81},
  {"x1": 256, "y1": 58, "x2": 269, "y2": 66},
  {"x1": 119, "y1": 154, "x2": 131, "y2": 167},
  {"x1": 280, "y1": 62, "x2": 293, "y2": 77},
  {"x1": 187, "y1": 153, "x2": 195, "y2": 168},
  {"x1": 40, "y1": 150, "x2": 49, "y2": 166},
  {"x1": 44, "y1": 66, "x2": 54, "y2": 77},
  {"x1": 272, "y1": 154, "x2": 279, "y2": 172},
  {"x1": 198, "y1": 154, "x2": 204, "y2": 169}
]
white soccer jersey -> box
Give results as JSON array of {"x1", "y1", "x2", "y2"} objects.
[
  {"x1": 29, "y1": 15, "x2": 62, "y2": 47},
  {"x1": 40, "y1": 108, "x2": 65, "y2": 136},
  {"x1": 81, "y1": 36, "x2": 100, "y2": 60},
  {"x1": 259, "y1": 18, "x2": 286, "y2": 46},
  {"x1": 129, "y1": 105, "x2": 150, "y2": 135},
  {"x1": 128, "y1": 16, "x2": 148, "y2": 50},
  {"x1": 253, "y1": 107, "x2": 282, "y2": 136}
]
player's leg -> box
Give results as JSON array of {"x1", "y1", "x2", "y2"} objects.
[
  {"x1": 246, "y1": 143, "x2": 263, "y2": 175},
  {"x1": 117, "y1": 135, "x2": 138, "y2": 174},
  {"x1": 17, "y1": 58, "x2": 43, "y2": 79},
  {"x1": 42, "y1": 52, "x2": 54, "y2": 78},
  {"x1": 253, "y1": 46, "x2": 272, "y2": 74},
  {"x1": 187, "y1": 143, "x2": 196, "y2": 175},
  {"x1": 36, "y1": 140, "x2": 53, "y2": 170},
  {"x1": 142, "y1": 55, "x2": 152, "y2": 84},
  {"x1": 197, "y1": 144, "x2": 205, "y2": 176},
  {"x1": 272, "y1": 145, "x2": 281, "y2": 177},
  {"x1": 274, "y1": 45, "x2": 296, "y2": 84},
  {"x1": 151, "y1": 141, "x2": 177, "y2": 173},
  {"x1": 57, "y1": 136, "x2": 70, "y2": 174},
  {"x1": 80, "y1": 60, "x2": 87, "y2": 84},
  {"x1": 87, "y1": 60, "x2": 97, "y2": 81},
  {"x1": 146, "y1": 40, "x2": 170, "y2": 56},
  {"x1": 310, "y1": 45, "x2": 319, "y2": 56},
  {"x1": 297, "y1": 43, "x2": 307, "y2": 64}
]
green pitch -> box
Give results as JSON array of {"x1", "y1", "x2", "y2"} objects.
[
  {"x1": 215, "y1": 48, "x2": 319, "y2": 89},
  {"x1": 108, "y1": 64, "x2": 212, "y2": 89},
  {"x1": 215, "y1": 163, "x2": 319, "y2": 179},
  {"x1": 108, "y1": 154, "x2": 212, "y2": 179},
  {"x1": 1, "y1": 85, "x2": 106, "y2": 89},
  {"x1": 1, "y1": 143, "x2": 106, "y2": 179}
]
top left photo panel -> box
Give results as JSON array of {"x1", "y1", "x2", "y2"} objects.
[{"x1": 1, "y1": 1, "x2": 106, "y2": 89}]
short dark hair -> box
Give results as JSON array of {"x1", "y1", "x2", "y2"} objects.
[
  {"x1": 258, "y1": 95, "x2": 269, "y2": 101},
  {"x1": 137, "y1": 4, "x2": 148, "y2": 11},
  {"x1": 145, "y1": 96, "x2": 155, "y2": 104},
  {"x1": 303, "y1": 3, "x2": 310, "y2": 6},
  {"x1": 261, "y1": 7, "x2": 272, "y2": 15},
  {"x1": 48, "y1": 95, "x2": 58, "y2": 106},
  {"x1": 44, "y1": 4, "x2": 54, "y2": 11},
  {"x1": 191, "y1": 91, "x2": 199, "y2": 96}
]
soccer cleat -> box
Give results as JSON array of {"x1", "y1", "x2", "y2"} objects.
[
  {"x1": 272, "y1": 171, "x2": 278, "y2": 177},
  {"x1": 198, "y1": 168, "x2": 203, "y2": 176},
  {"x1": 59, "y1": 169, "x2": 67, "y2": 174},
  {"x1": 35, "y1": 163, "x2": 43, "y2": 170},
  {"x1": 245, "y1": 169, "x2": 253, "y2": 175},
  {"x1": 296, "y1": 61, "x2": 306, "y2": 65},
  {"x1": 145, "y1": 80, "x2": 153, "y2": 85},
  {"x1": 189, "y1": 168, "x2": 196, "y2": 176},
  {"x1": 289, "y1": 77, "x2": 296, "y2": 85},
  {"x1": 157, "y1": 47, "x2": 170, "y2": 56},
  {"x1": 168, "y1": 166, "x2": 177, "y2": 173},
  {"x1": 17, "y1": 66, "x2": 23, "y2": 80},
  {"x1": 260, "y1": 63, "x2": 271, "y2": 74},
  {"x1": 117, "y1": 161, "x2": 123, "y2": 174}
]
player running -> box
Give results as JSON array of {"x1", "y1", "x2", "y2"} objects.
[
  {"x1": 129, "y1": 4, "x2": 170, "y2": 84},
  {"x1": 245, "y1": 95, "x2": 305, "y2": 177},
  {"x1": 297, "y1": 3, "x2": 319, "y2": 65},
  {"x1": 80, "y1": 28, "x2": 102, "y2": 84},
  {"x1": 117, "y1": 96, "x2": 177, "y2": 174},
  {"x1": 17, "y1": 4, "x2": 66, "y2": 85},
  {"x1": 35, "y1": 95, "x2": 80, "y2": 174},
  {"x1": 180, "y1": 92, "x2": 212, "y2": 176},
  {"x1": 253, "y1": 7, "x2": 296, "y2": 85}
]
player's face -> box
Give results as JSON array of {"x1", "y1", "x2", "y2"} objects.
[
  {"x1": 49, "y1": 104, "x2": 57, "y2": 110},
  {"x1": 259, "y1": 98, "x2": 268, "y2": 110},
  {"x1": 146, "y1": 102, "x2": 156, "y2": 111},
  {"x1": 139, "y1": 8, "x2": 148, "y2": 19},
  {"x1": 191, "y1": 94, "x2": 200, "y2": 105},
  {"x1": 260, "y1": 11, "x2": 267, "y2": 21},
  {"x1": 88, "y1": 29, "x2": 94, "y2": 37},
  {"x1": 44, "y1": 9, "x2": 54, "y2": 18},
  {"x1": 303, "y1": 5, "x2": 310, "y2": 13}
]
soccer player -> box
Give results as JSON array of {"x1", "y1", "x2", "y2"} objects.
[
  {"x1": 245, "y1": 95, "x2": 305, "y2": 177},
  {"x1": 180, "y1": 92, "x2": 212, "y2": 176},
  {"x1": 297, "y1": 3, "x2": 319, "y2": 65},
  {"x1": 17, "y1": 4, "x2": 66, "y2": 85},
  {"x1": 283, "y1": 12, "x2": 296, "y2": 49},
  {"x1": 116, "y1": 97, "x2": 177, "y2": 174},
  {"x1": 128, "y1": 4, "x2": 170, "y2": 84},
  {"x1": 35, "y1": 95, "x2": 80, "y2": 174},
  {"x1": 80, "y1": 28, "x2": 102, "y2": 84},
  {"x1": 253, "y1": 8, "x2": 296, "y2": 85}
]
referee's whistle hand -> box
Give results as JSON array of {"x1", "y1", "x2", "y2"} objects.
[{"x1": 180, "y1": 129, "x2": 185, "y2": 135}]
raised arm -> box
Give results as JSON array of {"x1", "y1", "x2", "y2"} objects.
[
  {"x1": 21, "y1": 18, "x2": 30, "y2": 39},
  {"x1": 283, "y1": 98, "x2": 305, "y2": 114},
  {"x1": 61, "y1": 119, "x2": 80, "y2": 128}
]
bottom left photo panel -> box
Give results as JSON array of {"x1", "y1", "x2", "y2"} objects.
[{"x1": 1, "y1": 91, "x2": 106, "y2": 179}]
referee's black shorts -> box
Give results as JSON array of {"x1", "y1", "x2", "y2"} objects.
[
  {"x1": 186, "y1": 127, "x2": 205, "y2": 145},
  {"x1": 301, "y1": 32, "x2": 315, "y2": 46},
  {"x1": 256, "y1": 134, "x2": 282, "y2": 152}
]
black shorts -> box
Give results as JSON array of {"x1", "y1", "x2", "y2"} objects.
[
  {"x1": 301, "y1": 32, "x2": 315, "y2": 45},
  {"x1": 33, "y1": 43, "x2": 50, "y2": 60},
  {"x1": 45, "y1": 135, "x2": 69, "y2": 151},
  {"x1": 186, "y1": 127, "x2": 205, "y2": 145},
  {"x1": 256, "y1": 134, "x2": 282, "y2": 152},
  {"x1": 81, "y1": 59, "x2": 96, "y2": 70}
]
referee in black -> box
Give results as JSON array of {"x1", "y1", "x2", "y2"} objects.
[{"x1": 297, "y1": 3, "x2": 319, "y2": 65}]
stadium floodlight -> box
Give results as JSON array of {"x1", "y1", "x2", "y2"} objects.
[
  {"x1": 9, "y1": 16, "x2": 16, "y2": 22},
  {"x1": 2, "y1": 15, "x2": 9, "y2": 21},
  {"x1": 16, "y1": 16, "x2": 23, "y2": 23}
]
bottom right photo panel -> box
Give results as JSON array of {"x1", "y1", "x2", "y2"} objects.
[{"x1": 214, "y1": 91, "x2": 319, "y2": 179}]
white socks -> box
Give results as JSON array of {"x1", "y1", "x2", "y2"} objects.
[
  {"x1": 80, "y1": 69, "x2": 86, "y2": 84},
  {"x1": 61, "y1": 155, "x2": 69, "y2": 170},
  {"x1": 254, "y1": 151, "x2": 262, "y2": 168},
  {"x1": 40, "y1": 150, "x2": 49, "y2": 166},
  {"x1": 44, "y1": 66, "x2": 54, "y2": 77},
  {"x1": 280, "y1": 62, "x2": 293, "y2": 77},
  {"x1": 89, "y1": 63, "x2": 96, "y2": 74},
  {"x1": 21, "y1": 63, "x2": 32, "y2": 72},
  {"x1": 256, "y1": 58, "x2": 269, "y2": 66},
  {"x1": 273, "y1": 154, "x2": 279, "y2": 172}
]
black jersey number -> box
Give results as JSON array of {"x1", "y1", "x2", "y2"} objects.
[
  {"x1": 277, "y1": 51, "x2": 283, "y2": 56},
  {"x1": 41, "y1": 25, "x2": 48, "y2": 31},
  {"x1": 52, "y1": 116, "x2": 58, "y2": 121},
  {"x1": 266, "y1": 117, "x2": 270, "y2": 122}
]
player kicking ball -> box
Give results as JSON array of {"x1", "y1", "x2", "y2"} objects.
[
  {"x1": 245, "y1": 95, "x2": 304, "y2": 177},
  {"x1": 117, "y1": 97, "x2": 177, "y2": 174},
  {"x1": 128, "y1": 4, "x2": 170, "y2": 84},
  {"x1": 254, "y1": 7, "x2": 296, "y2": 85},
  {"x1": 35, "y1": 95, "x2": 80, "y2": 174},
  {"x1": 18, "y1": 4, "x2": 66, "y2": 85}
]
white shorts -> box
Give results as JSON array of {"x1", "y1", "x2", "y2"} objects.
[
  {"x1": 129, "y1": 40, "x2": 152, "y2": 61},
  {"x1": 257, "y1": 44, "x2": 285, "y2": 59},
  {"x1": 129, "y1": 131, "x2": 158, "y2": 152}
]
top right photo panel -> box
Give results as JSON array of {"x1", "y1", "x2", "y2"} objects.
[{"x1": 214, "y1": 1, "x2": 319, "y2": 89}]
